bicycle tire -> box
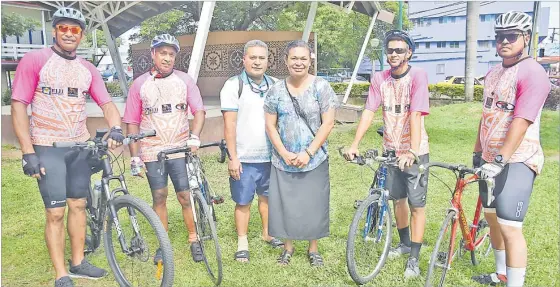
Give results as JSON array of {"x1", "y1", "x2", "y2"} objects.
[
  {"x1": 192, "y1": 188, "x2": 223, "y2": 286},
  {"x1": 425, "y1": 210, "x2": 457, "y2": 287},
  {"x1": 470, "y1": 218, "x2": 491, "y2": 266},
  {"x1": 346, "y1": 191, "x2": 392, "y2": 285},
  {"x1": 104, "y1": 195, "x2": 174, "y2": 287}
]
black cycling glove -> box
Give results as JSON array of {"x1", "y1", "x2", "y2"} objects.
[{"x1": 22, "y1": 153, "x2": 42, "y2": 176}]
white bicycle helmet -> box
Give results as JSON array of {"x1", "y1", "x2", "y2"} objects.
[
  {"x1": 151, "y1": 34, "x2": 180, "y2": 52},
  {"x1": 52, "y1": 7, "x2": 86, "y2": 30},
  {"x1": 494, "y1": 11, "x2": 532, "y2": 34}
]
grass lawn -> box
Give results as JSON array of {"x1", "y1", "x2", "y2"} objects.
[{"x1": 2, "y1": 102, "x2": 558, "y2": 286}]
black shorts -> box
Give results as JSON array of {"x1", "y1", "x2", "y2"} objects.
[
  {"x1": 145, "y1": 157, "x2": 190, "y2": 192},
  {"x1": 479, "y1": 162, "x2": 536, "y2": 227},
  {"x1": 34, "y1": 145, "x2": 91, "y2": 209},
  {"x1": 386, "y1": 154, "x2": 430, "y2": 208}
]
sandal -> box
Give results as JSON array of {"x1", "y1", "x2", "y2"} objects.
[
  {"x1": 234, "y1": 250, "x2": 250, "y2": 263},
  {"x1": 308, "y1": 252, "x2": 324, "y2": 267},
  {"x1": 265, "y1": 238, "x2": 285, "y2": 249},
  {"x1": 190, "y1": 241, "x2": 204, "y2": 263},
  {"x1": 277, "y1": 249, "x2": 294, "y2": 266}
]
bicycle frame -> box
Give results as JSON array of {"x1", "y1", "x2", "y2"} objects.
[
  {"x1": 446, "y1": 173, "x2": 487, "y2": 265},
  {"x1": 364, "y1": 164, "x2": 390, "y2": 242}
]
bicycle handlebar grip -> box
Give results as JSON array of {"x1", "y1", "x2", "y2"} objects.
[
  {"x1": 218, "y1": 146, "x2": 226, "y2": 163},
  {"x1": 53, "y1": 142, "x2": 78, "y2": 148},
  {"x1": 157, "y1": 153, "x2": 166, "y2": 176},
  {"x1": 142, "y1": 129, "x2": 156, "y2": 137}
]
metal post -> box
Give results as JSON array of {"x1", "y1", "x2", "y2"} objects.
[
  {"x1": 464, "y1": 1, "x2": 479, "y2": 102},
  {"x1": 99, "y1": 9, "x2": 128, "y2": 98},
  {"x1": 343, "y1": 11, "x2": 379, "y2": 104},
  {"x1": 529, "y1": 1, "x2": 541, "y2": 57},
  {"x1": 188, "y1": 1, "x2": 216, "y2": 82},
  {"x1": 303, "y1": 1, "x2": 318, "y2": 42},
  {"x1": 41, "y1": 10, "x2": 47, "y2": 47},
  {"x1": 398, "y1": 1, "x2": 403, "y2": 30}
]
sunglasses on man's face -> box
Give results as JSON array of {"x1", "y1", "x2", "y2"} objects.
[
  {"x1": 56, "y1": 24, "x2": 82, "y2": 35},
  {"x1": 495, "y1": 33, "x2": 521, "y2": 43},
  {"x1": 386, "y1": 48, "x2": 408, "y2": 55}
]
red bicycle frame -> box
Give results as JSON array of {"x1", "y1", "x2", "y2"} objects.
[{"x1": 446, "y1": 173, "x2": 488, "y2": 265}]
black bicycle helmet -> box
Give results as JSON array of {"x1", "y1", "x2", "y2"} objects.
[{"x1": 384, "y1": 30, "x2": 416, "y2": 53}]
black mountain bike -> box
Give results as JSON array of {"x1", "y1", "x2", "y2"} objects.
[
  {"x1": 157, "y1": 139, "x2": 229, "y2": 286},
  {"x1": 53, "y1": 129, "x2": 174, "y2": 287}
]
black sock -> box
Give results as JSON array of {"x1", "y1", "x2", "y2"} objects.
[
  {"x1": 398, "y1": 226, "x2": 411, "y2": 247},
  {"x1": 410, "y1": 241, "x2": 422, "y2": 259}
]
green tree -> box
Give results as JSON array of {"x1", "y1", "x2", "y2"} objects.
[
  {"x1": 1, "y1": 12, "x2": 40, "y2": 39},
  {"x1": 81, "y1": 29, "x2": 122, "y2": 48}
]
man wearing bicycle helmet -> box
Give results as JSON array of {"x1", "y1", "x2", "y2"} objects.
[
  {"x1": 11, "y1": 7, "x2": 124, "y2": 287},
  {"x1": 344, "y1": 30, "x2": 430, "y2": 279},
  {"x1": 123, "y1": 33, "x2": 206, "y2": 264},
  {"x1": 472, "y1": 11, "x2": 550, "y2": 287},
  {"x1": 220, "y1": 40, "x2": 282, "y2": 263}
]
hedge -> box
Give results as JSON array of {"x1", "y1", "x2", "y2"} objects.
[{"x1": 329, "y1": 82, "x2": 484, "y2": 101}]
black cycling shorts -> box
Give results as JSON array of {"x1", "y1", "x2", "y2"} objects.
[
  {"x1": 34, "y1": 145, "x2": 91, "y2": 208},
  {"x1": 145, "y1": 157, "x2": 190, "y2": 192}
]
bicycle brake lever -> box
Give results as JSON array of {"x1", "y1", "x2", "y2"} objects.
[
  {"x1": 413, "y1": 164, "x2": 426, "y2": 190},
  {"x1": 485, "y1": 178, "x2": 495, "y2": 206}
]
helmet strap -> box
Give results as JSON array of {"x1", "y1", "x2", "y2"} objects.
[{"x1": 53, "y1": 39, "x2": 76, "y2": 56}]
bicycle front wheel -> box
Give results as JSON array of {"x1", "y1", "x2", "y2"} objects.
[
  {"x1": 425, "y1": 210, "x2": 459, "y2": 287},
  {"x1": 104, "y1": 195, "x2": 174, "y2": 287},
  {"x1": 193, "y1": 188, "x2": 223, "y2": 286},
  {"x1": 346, "y1": 191, "x2": 392, "y2": 285}
]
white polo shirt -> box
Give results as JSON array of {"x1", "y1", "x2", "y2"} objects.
[{"x1": 220, "y1": 71, "x2": 278, "y2": 163}]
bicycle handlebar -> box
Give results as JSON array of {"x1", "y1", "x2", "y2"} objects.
[
  {"x1": 157, "y1": 139, "x2": 230, "y2": 175},
  {"x1": 52, "y1": 129, "x2": 157, "y2": 149},
  {"x1": 338, "y1": 146, "x2": 398, "y2": 166}
]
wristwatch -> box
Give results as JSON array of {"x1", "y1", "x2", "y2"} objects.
[{"x1": 494, "y1": 154, "x2": 504, "y2": 164}]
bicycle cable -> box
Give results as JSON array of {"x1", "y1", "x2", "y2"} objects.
[
  {"x1": 109, "y1": 149, "x2": 126, "y2": 176},
  {"x1": 428, "y1": 170, "x2": 456, "y2": 195}
]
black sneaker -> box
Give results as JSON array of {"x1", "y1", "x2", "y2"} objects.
[
  {"x1": 68, "y1": 259, "x2": 108, "y2": 280},
  {"x1": 472, "y1": 273, "x2": 507, "y2": 286},
  {"x1": 54, "y1": 276, "x2": 74, "y2": 287}
]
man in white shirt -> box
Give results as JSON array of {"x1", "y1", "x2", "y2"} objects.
[{"x1": 221, "y1": 40, "x2": 283, "y2": 263}]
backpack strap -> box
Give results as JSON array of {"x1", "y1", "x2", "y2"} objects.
[{"x1": 238, "y1": 74, "x2": 243, "y2": 99}]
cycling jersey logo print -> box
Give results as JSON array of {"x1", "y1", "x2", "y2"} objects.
[
  {"x1": 68, "y1": 87, "x2": 78, "y2": 98},
  {"x1": 485, "y1": 97, "x2": 494, "y2": 109},
  {"x1": 176, "y1": 103, "x2": 187, "y2": 111},
  {"x1": 162, "y1": 104, "x2": 172, "y2": 114},
  {"x1": 143, "y1": 107, "x2": 159, "y2": 115},
  {"x1": 496, "y1": 101, "x2": 515, "y2": 112},
  {"x1": 515, "y1": 201, "x2": 523, "y2": 218},
  {"x1": 394, "y1": 104, "x2": 401, "y2": 113},
  {"x1": 41, "y1": 87, "x2": 51, "y2": 95}
]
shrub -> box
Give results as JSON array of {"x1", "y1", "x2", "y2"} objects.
[
  {"x1": 105, "y1": 81, "x2": 125, "y2": 97},
  {"x1": 2, "y1": 89, "x2": 11, "y2": 106},
  {"x1": 329, "y1": 83, "x2": 369, "y2": 98},
  {"x1": 544, "y1": 86, "x2": 560, "y2": 110},
  {"x1": 330, "y1": 82, "x2": 484, "y2": 102}
]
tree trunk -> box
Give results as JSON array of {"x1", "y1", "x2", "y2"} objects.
[{"x1": 464, "y1": 1, "x2": 479, "y2": 102}]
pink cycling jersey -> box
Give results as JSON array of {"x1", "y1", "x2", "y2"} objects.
[
  {"x1": 123, "y1": 70, "x2": 205, "y2": 162},
  {"x1": 11, "y1": 47, "x2": 111, "y2": 146},
  {"x1": 479, "y1": 58, "x2": 550, "y2": 174},
  {"x1": 365, "y1": 66, "x2": 430, "y2": 156}
]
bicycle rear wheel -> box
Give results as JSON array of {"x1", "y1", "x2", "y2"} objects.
[
  {"x1": 346, "y1": 191, "x2": 392, "y2": 285},
  {"x1": 193, "y1": 188, "x2": 223, "y2": 286},
  {"x1": 425, "y1": 210, "x2": 459, "y2": 287},
  {"x1": 104, "y1": 195, "x2": 174, "y2": 287}
]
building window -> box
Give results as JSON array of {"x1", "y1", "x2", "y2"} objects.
[
  {"x1": 437, "y1": 41, "x2": 447, "y2": 48},
  {"x1": 426, "y1": 18, "x2": 431, "y2": 26},
  {"x1": 450, "y1": 16, "x2": 456, "y2": 23},
  {"x1": 492, "y1": 41, "x2": 496, "y2": 48},
  {"x1": 479, "y1": 41, "x2": 489, "y2": 48},
  {"x1": 479, "y1": 14, "x2": 492, "y2": 22},
  {"x1": 439, "y1": 17, "x2": 448, "y2": 24},
  {"x1": 450, "y1": 41, "x2": 460, "y2": 48},
  {"x1": 425, "y1": 42, "x2": 431, "y2": 49},
  {"x1": 436, "y1": 64, "x2": 445, "y2": 74}
]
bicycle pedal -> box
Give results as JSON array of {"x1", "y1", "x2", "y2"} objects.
[{"x1": 155, "y1": 261, "x2": 163, "y2": 280}]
